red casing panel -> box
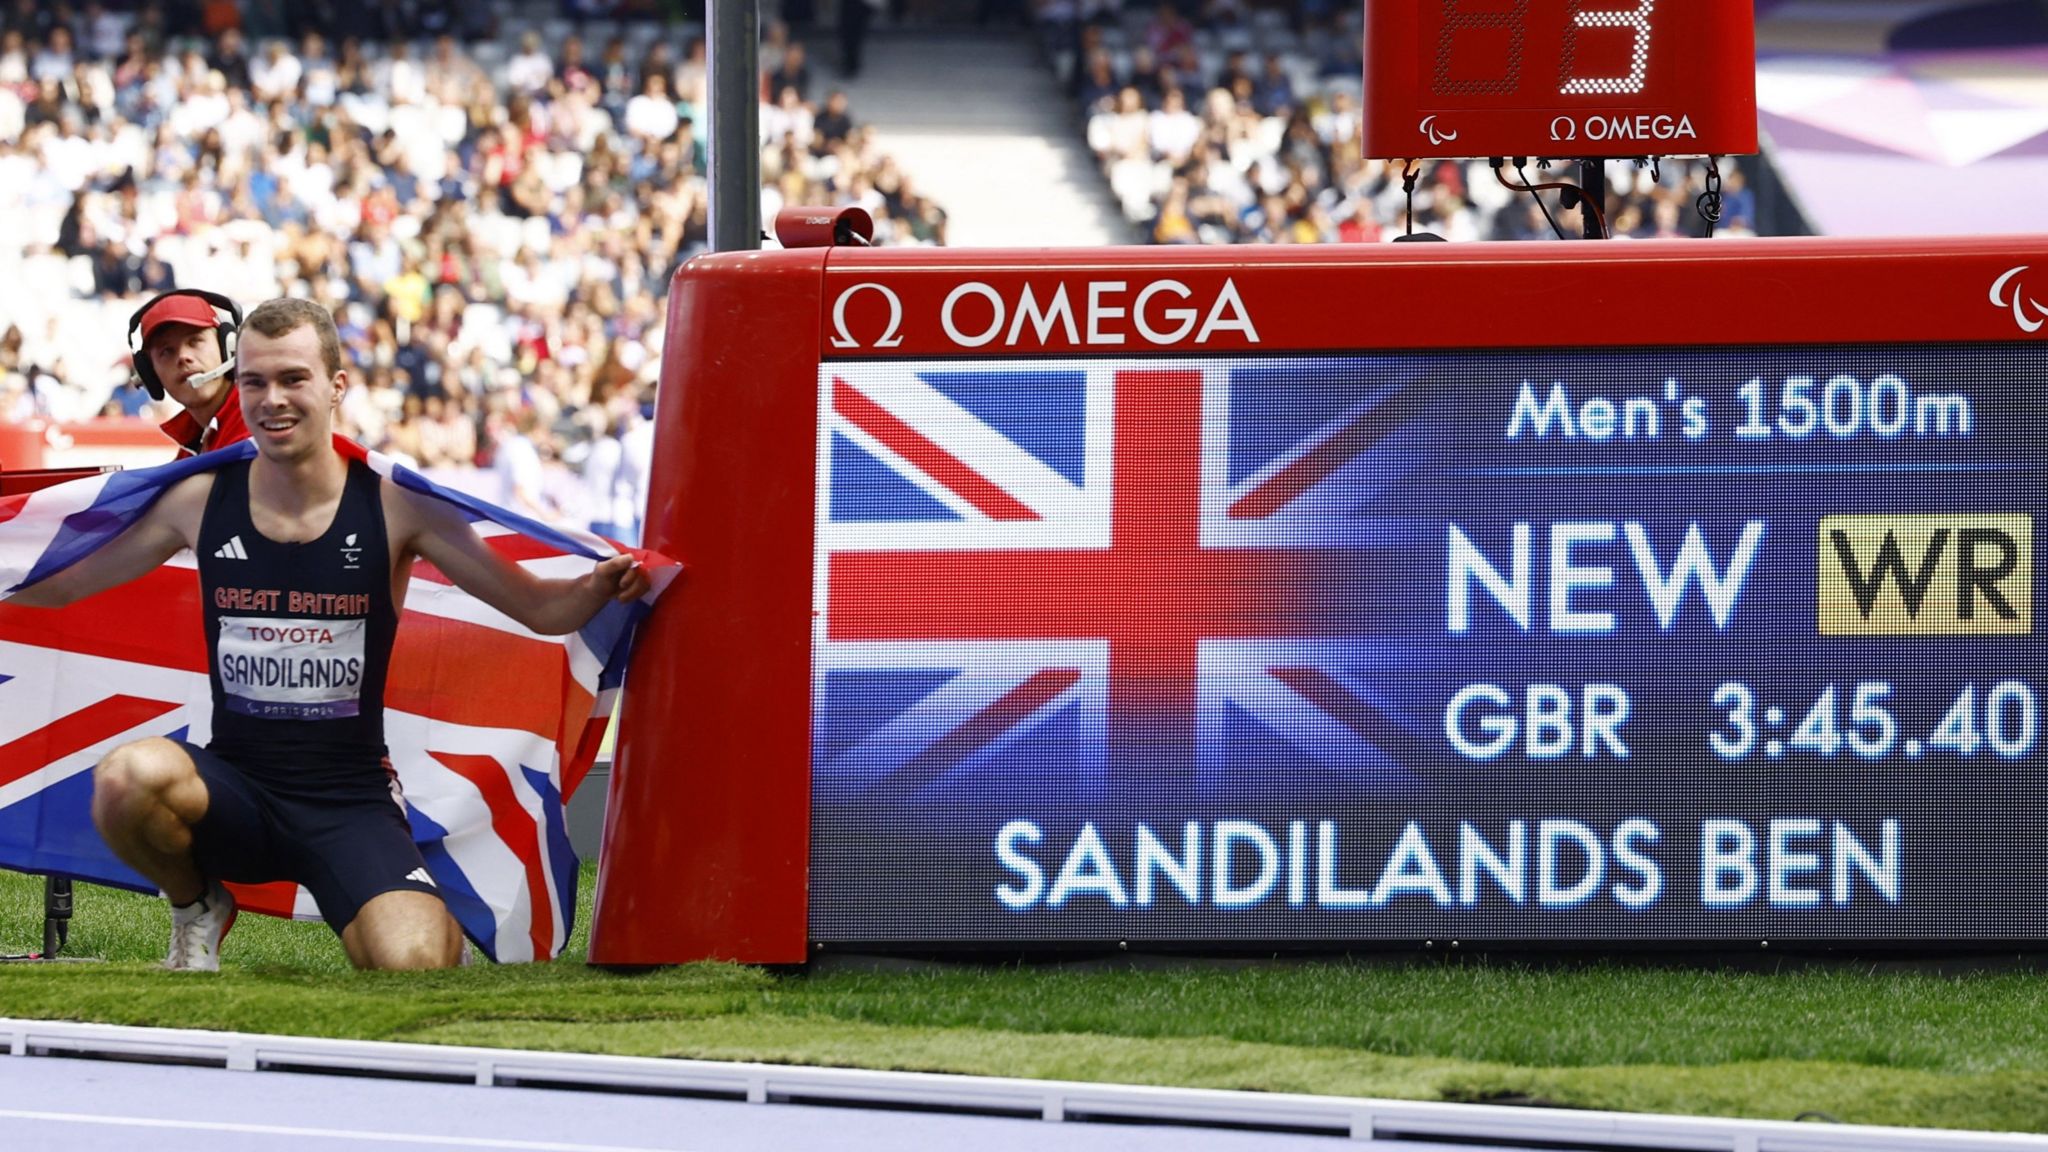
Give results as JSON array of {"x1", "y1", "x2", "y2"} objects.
[
  {"x1": 1364, "y1": 0, "x2": 1758, "y2": 159},
  {"x1": 589, "y1": 251, "x2": 826, "y2": 965},
  {"x1": 591, "y1": 236, "x2": 2048, "y2": 964}
]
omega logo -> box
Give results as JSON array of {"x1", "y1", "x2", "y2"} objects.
[
  {"x1": 831, "y1": 277, "x2": 1261, "y2": 351},
  {"x1": 1549, "y1": 114, "x2": 1697, "y2": 143},
  {"x1": 830, "y1": 283, "x2": 905, "y2": 350}
]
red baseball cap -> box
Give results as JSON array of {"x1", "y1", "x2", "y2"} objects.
[{"x1": 137, "y1": 293, "x2": 221, "y2": 350}]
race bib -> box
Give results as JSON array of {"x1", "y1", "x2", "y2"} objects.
[{"x1": 216, "y1": 615, "x2": 367, "y2": 720}]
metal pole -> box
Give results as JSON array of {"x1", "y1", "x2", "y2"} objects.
[
  {"x1": 1579, "y1": 159, "x2": 1605, "y2": 239},
  {"x1": 42, "y1": 877, "x2": 70, "y2": 958},
  {"x1": 708, "y1": 0, "x2": 763, "y2": 252}
]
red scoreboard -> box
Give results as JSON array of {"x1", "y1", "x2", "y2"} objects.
[
  {"x1": 591, "y1": 236, "x2": 2048, "y2": 964},
  {"x1": 1363, "y1": 0, "x2": 1758, "y2": 158}
]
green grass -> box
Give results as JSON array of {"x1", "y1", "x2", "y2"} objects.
[{"x1": 5, "y1": 867, "x2": 2048, "y2": 1132}]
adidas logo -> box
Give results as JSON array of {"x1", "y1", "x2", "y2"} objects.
[
  {"x1": 213, "y1": 535, "x2": 249, "y2": 560},
  {"x1": 405, "y1": 867, "x2": 436, "y2": 888}
]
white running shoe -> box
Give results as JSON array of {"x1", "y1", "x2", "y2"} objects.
[{"x1": 165, "y1": 882, "x2": 236, "y2": 971}]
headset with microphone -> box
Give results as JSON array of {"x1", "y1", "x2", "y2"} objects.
[{"x1": 126, "y1": 289, "x2": 243, "y2": 401}]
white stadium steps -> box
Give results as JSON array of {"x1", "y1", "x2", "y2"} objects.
[{"x1": 808, "y1": 28, "x2": 1131, "y2": 248}]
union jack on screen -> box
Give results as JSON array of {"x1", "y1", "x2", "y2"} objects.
[
  {"x1": 0, "y1": 439, "x2": 677, "y2": 962},
  {"x1": 813, "y1": 360, "x2": 1444, "y2": 805}
]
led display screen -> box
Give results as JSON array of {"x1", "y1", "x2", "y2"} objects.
[
  {"x1": 809, "y1": 345, "x2": 2044, "y2": 943},
  {"x1": 1362, "y1": 0, "x2": 1758, "y2": 158}
]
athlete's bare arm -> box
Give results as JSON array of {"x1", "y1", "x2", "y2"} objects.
[
  {"x1": 6, "y1": 475, "x2": 213, "y2": 609},
  {"x1": 383, "y1": 481, "x2": 650, "y2": 636}
]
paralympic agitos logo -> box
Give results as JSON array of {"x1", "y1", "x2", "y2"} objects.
[{"x1": 1991, "y1": 266, "x2": 2048, "y2": 334}]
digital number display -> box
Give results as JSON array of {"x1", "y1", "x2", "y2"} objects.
[
  {"x1": 1433, "y1": 0, "x2": 1658, "y2": 99},
  {"x1": 809, "y1": 344, "x2": 2043, "y2": 943},
  {"x1": 1365, "y1": 0, "x2": 1757, "y2": 159}
]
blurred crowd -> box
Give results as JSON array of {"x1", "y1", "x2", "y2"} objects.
[
  {"x1": 1039, "y1": 1, "x2": 1758, "y2": 245},
  {"x1": 0, "y1": 0, "x2": 1782, "y2": 535},
  {"x1": 0, "y1": 0, "x2": 945, "y2": 538}
]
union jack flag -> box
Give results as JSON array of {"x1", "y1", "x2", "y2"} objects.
[
  {"x1": 0, "y1": 439, "x2": 677, "y2": 962},
  {"x1": 812, "y1": 360, "x2": 1443, "y2": 805}
]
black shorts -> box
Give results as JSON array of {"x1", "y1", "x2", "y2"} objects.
[{"x1": 178, "y1": 741, "x2": 441, "y2": 935}]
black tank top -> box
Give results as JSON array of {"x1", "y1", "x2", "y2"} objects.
[{"x1": 197, "y1": 458, "x2": 399, "y2": 793}]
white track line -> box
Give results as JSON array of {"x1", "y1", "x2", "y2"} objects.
[
  {"x1": 0, "y1": 1110, "x2": 683, "y2": 1152},
  {"x1": 9, "y1": 1018, "x2": 2048, "y2": 1151}
]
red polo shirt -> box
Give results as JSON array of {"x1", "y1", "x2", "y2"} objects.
[{"x1": 158, "y1": 397, "x2": 250, "y2": 458}]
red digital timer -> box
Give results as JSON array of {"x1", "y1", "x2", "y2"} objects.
[{"x1": 1363, "y1": 0, "x2": 1758, "y2": 160}]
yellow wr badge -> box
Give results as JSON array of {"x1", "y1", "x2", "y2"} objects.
[{"x1": 1819, "y1": 514, "x2": 2031, "y2": 636}]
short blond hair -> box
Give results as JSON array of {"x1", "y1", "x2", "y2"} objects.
[{"x1": 242, "y1": 297, "x2": 344, "y2": 375}]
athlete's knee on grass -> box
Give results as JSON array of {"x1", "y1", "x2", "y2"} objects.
[
  {"x1": 343, "y1": 890, "x2": 465, "y2": 970},
  {"x1": 92, "y1": 738, "x2": 200, "y2": 825}
]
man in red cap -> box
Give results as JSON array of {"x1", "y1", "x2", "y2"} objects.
[{"x1": 129, "y1": 290, "x2": 251, "y2": 458}]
